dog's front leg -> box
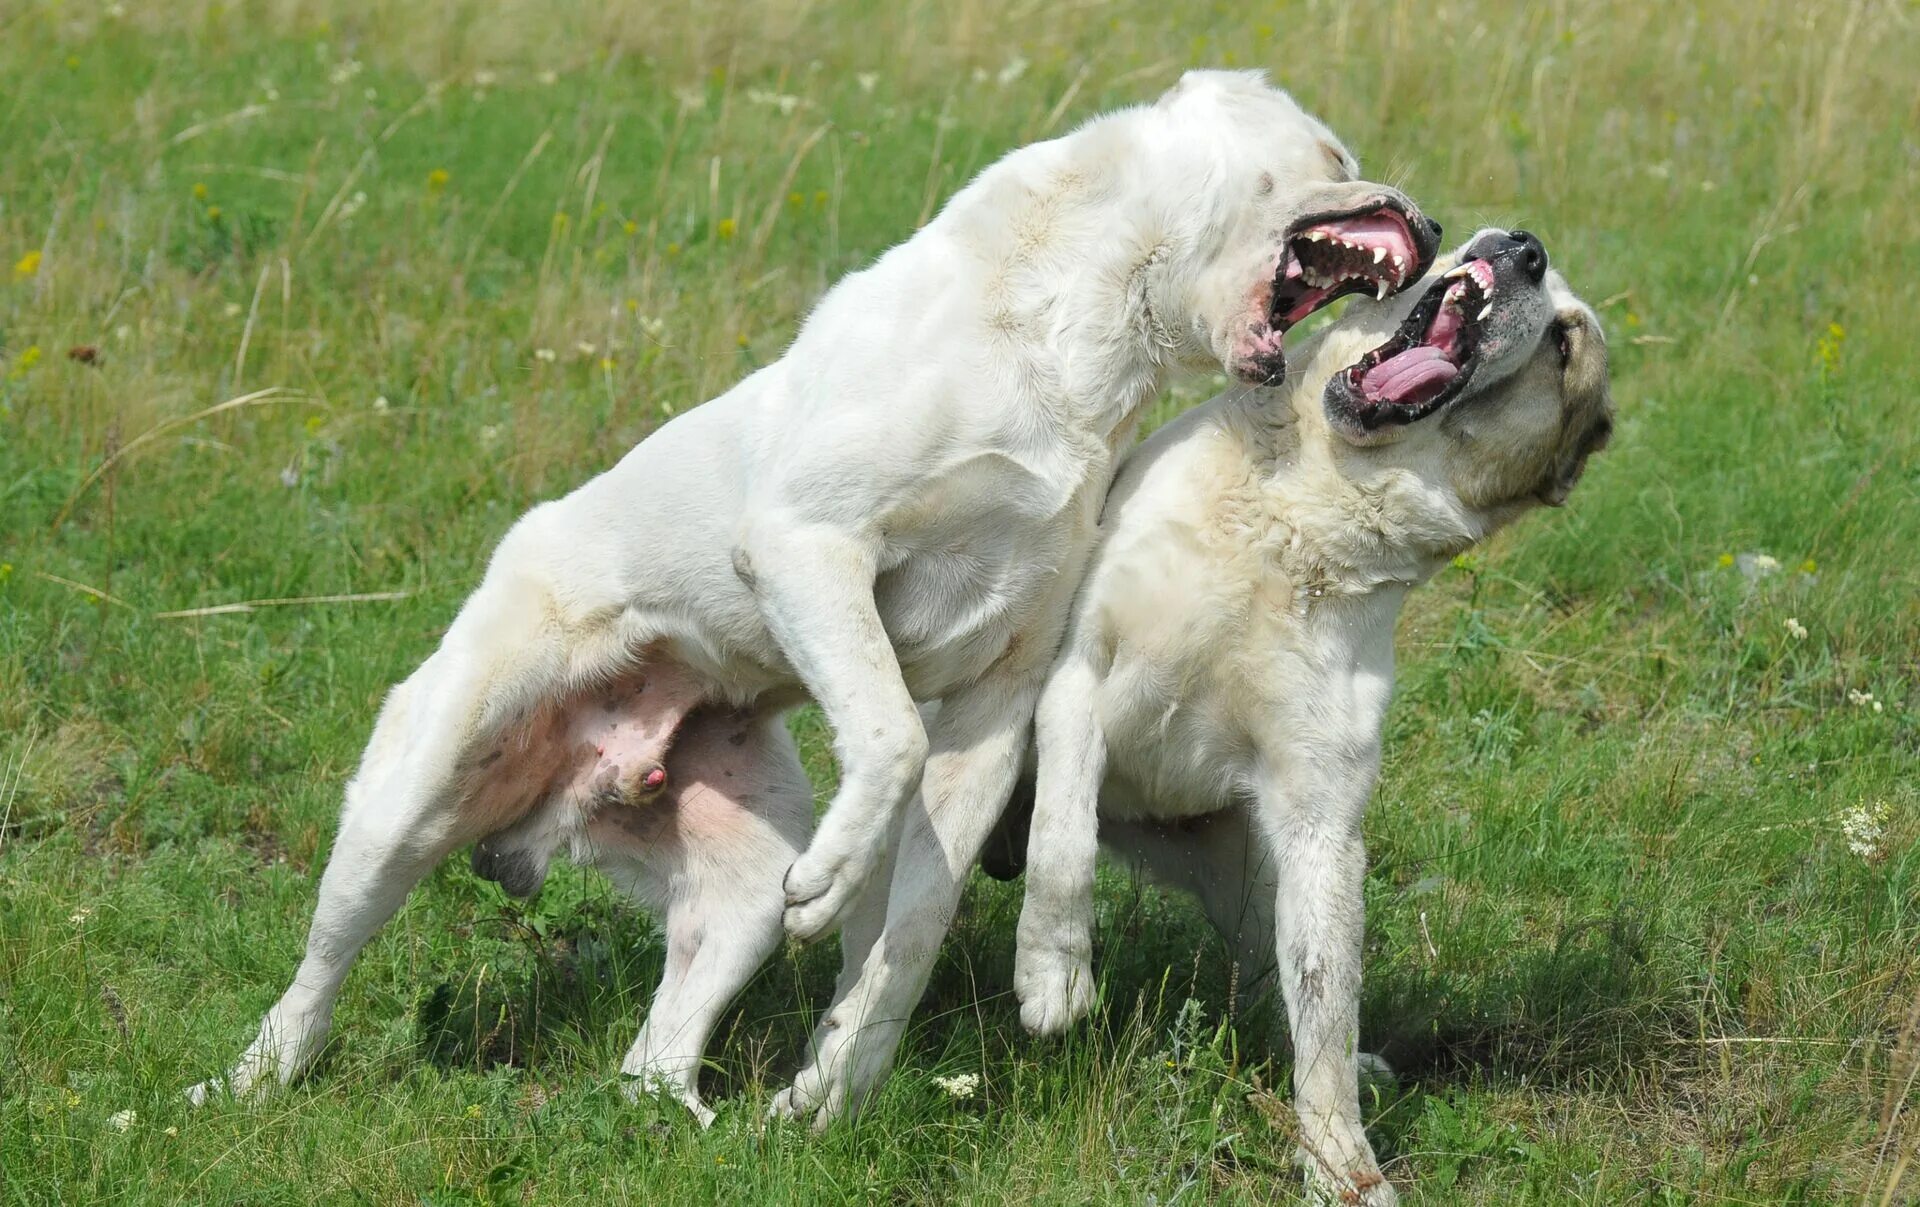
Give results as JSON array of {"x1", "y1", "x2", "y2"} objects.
[
  {"x1": 771, "y1": 669, "x2": 1038, "y2": 1127},
  {"x1": 1256, "y1": 750, "x2": 1396, "y2": 1206},
  {"x1": 1013, "y1": 648, "x2": 1108, "y2": 1035},
  {"x1": 733, "y1": 518, "x2": 927, "y2": 942}
]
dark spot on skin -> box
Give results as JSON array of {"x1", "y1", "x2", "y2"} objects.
[
  {"x1": 728, "y1": 729, "x2": 750, "y2": 747},
  {"x1": 471, "y1": 843, "x2": 544, "y2": 898},
  {"x1": 1298, "y1": 967, "x2": 1326, "y2": 1004}
]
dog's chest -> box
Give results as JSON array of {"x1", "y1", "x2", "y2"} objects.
[{"x1": 876, "y1": 441, "x2": 1113, "y2": 697}]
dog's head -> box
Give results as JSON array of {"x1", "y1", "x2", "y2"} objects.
[
  {"x1": 1153, "y1": 71, "x2": 1442, "y2": 385},
  {"x1": 1313, "y1": 228, "x2": 1613, "y2": 515}
]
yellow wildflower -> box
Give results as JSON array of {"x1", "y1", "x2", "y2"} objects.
[
  {"x1": 1716, "y1": 552, "x2": 1734, "y2": 567},
  {"x1": 206, "y1": 206, "x2": 222, "y2": 221},
  {"x1": 426, "y1": 168, "x2": 450, "y2": 193},
  {"x1": 192, "y1": 182, "x2": 209, "y2": 201},
  {"x1": 716, "y1": 218, "x2": 737, "y2": 240},
  {"x1": 13, "y1": 250, "x2": 40, "y2": 279},
  {"x1": 735, "y1": 333, "x2": 749, "y2": 348},
  {"x1": 622, "y1": 219, "x2": 638, "y2": 236},
  {"x1": 788, "y1": 191, "x2": 804, "y2": 207},
  {"x1": 812, "y1": 190, "x2": 828, "y2": 208},
  {"x1": 665, "y1": 241, "x2": 681, "y2": 257}
]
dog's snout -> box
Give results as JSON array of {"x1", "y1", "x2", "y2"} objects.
[
  {"x1": 1463, "y1": 228, "x2": 1549, "y2": 282},
  {"x1": 1508, "y1": 230, "x2": 1547, "y2": 282},
  {"x1": 1426, "y1": 217, "x2": 1443, "y2": 243}
]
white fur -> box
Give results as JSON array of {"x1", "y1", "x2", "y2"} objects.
[
  {"x1": 189, "y1": 71, "x2": 1430, "y2": 1123},
  {"x1": 1013, "y1": 240, "x2": 1610, "y2": 1204}
]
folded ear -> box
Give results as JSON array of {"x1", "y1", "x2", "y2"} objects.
[{"x1": 1536, "y1": 313, "x2": 1613, "y2": 506}]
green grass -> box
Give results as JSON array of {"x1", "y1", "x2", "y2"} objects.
[{"x1": 3, "y1": 1, "x2": 1917, "y2": 1202}]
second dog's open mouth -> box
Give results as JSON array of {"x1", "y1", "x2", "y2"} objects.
[
  {"x1": 1271, "y1": 204, "x2": 1423, "y2": 330},
  {"x1": 1340, "y1": 257, "x2": 1497, "y2": 423}
]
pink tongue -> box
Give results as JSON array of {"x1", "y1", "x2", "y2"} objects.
[
  {"x1": 1309, "y1": 212, "x2": 1416, "y2": 264},
  {"x1": 1360, "y1": 345, "x2": 1459, "y2": 404}
]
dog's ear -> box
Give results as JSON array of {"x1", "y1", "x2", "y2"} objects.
[{"x1": 1536, "y1": 313, "x2": 1613, "y2": 507}]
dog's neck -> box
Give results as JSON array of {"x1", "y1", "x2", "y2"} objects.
[
  {"x1": 1224, "y1": 380, "x2": 1490, "y2": 602},
  {"x1": 930, "y1": 112, "x2": 1236, "y2": 443}
]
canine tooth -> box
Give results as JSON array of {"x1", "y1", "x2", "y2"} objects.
[
  {"x1": 1443, "y1": 264, "x2": 1470, "y2": 280},
  {"x1": 1375, "y1": 280, "x2": 1389, "y2": 301},
  {"x1": 1476, "y1": 304, "x2": 1493, "y2": 321},
  {"x1": 1392, "y1": 255, "x2": 1405, "y2": 273},
  {"x1": 1372, "y1": 247, "x2": 1386, "y2": 264},
  {"x1": 1307, "y1": 230, "x2": 1326, "y2": 241}
]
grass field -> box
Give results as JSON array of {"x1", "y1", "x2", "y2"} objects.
[{"x1": 3, "y1": 1, "x2": 1917, "y2": 1201}]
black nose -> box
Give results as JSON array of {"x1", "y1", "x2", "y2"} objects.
[
  {"x1": 1428, "y1": 217, "x2": 1443, "y2": 243},
  {"x1": 1463, "y1": 228, "x2": 1549, "y2": 282},
  {"x1": 1508, "y1": 229, "x2": 1547, "y2": 282}
]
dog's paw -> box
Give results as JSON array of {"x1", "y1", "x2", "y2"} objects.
[
  {"x1": 1014, "y1": 945, "x2": 1095, "y2": 1036},
  {"x1": 767, "y1": 1073, "x2": 844, "y2": 1133},
  {"x1": 620, "y1": 1075, "x2": 716, "y2": 1128},
  {"x1": 1301, "y1": 1164, "x2": 1399, "y2": 1207},
  {"x1": 1297, "y1": 1120, "x2": 1397, "y2": 1207},
  {"x1": 781, "y1": 845, "x2": 869, "y2": 942}
]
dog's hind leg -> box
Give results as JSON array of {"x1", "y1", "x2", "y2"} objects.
[
  {"x1": 590, "y1": 709, "x2": 813, "y2": 1123},
  {"x1": 188, "y1": 646, "x2": 501, "y2": 1103}
]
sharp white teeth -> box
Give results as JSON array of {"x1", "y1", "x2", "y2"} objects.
[
  {"x1": 1476, "y1": 304, "x2": 1493, "y2": 321},
  {"x1": 1443, "y1": 264, "x2": 1470, "y2": 280},
  {"x1": 1375, "y1": 280, "x2": 1389, "y2": 301},
  {"x1": 1372, "y1": 247, "x2": 1386, "y2": 264},
  {"x1": 1392, "y1": 255, "x2": 1405, "y2": 273},
  {"x1": 1306, "y1": 230, "x2": 1326, "y2": 242}
]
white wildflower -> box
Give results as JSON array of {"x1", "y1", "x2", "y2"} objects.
[
  {"x1": 537, "y1": 69, "x2": 558, "y2": 86},
  {"x1": 746, "y1": 88, "x2": 805, "y2": 116},
  {"x1": 472, "y1": 69, "x2": 498, "y2": 88},
  {"x1": 574, "y1": 341, "x2": 597, "y2": 358},
  {"x1": 279, "y1": 466, "x2": 300, "y2": 488},
  {"x1": 856, "y1": 72, "x2": 879, "y2": 94},
  {"x1": 1783, "y1": 617, "x2": 1807, "y2": 641},
  {"x1": 479, "y1": 424, "x2": 501, "y2": 445},
  {"x1": 1840, "y1": 801, "x2": 1889, "y2": 860},
  {"x1": 931, "y1": 1072, "x2": 980, "y2": 1100},
  {"x1": 223, "y1": 302, "x2": 243, "y2": 318},
  {"x1": 1848, "y1": 689, "x2": 1875, "y2": 708},
  {"x1": 371, "y1": 395, "x2": 390, "y2": 412},
  {"x1": 533, "y1": 347, "x2": 557, "y2": 363},
  {"x1": 108, "y1": 1109, "x2": 137, "y2": 1132},
  {"x1": 674, "y1": 86, "x2": 706, "y2": 111},
  {"x1": 69, "y1": 908, "x2": 93, "y2": 925},
  {"x1": 996, "y1": 56, "x2": 1029, "y2": 87},
  {"x1": 106, "y1": 2, "x2": 126, "y2": 16},
  {"x1": 1735, "y1": 552, "x2": 1781, "y2": 581},
  {"x1": 328, "y1": 59, "x2": 363, "y2": 87}
]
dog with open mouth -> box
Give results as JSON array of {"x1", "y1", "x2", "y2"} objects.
[
  {"x1": 187, "y1": 70, "x2": 1437, "y2": 1126},
  {"x1": 1007, "y1": 229, "x2": 1612, "y2": 1204}
]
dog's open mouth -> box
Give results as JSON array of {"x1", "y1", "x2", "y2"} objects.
[
  {"x1": 1338, "y1": 257, "x2": 1496, "y2": 424},
  {"x1": 1271, "y1": 204, "x2": 1423, "y2": 331}
]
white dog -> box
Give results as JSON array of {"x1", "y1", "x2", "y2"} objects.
[
  {"x1": 189, "y1": 70, "x2": 1438, "y2": 1123},
  {"x1": 1010, "y1": 230, "x2": 1612, "y2": 1203}
]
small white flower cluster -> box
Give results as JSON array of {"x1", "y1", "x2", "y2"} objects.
[
  {"x1": 533, "y1": 347, "x2": 557, "y2": 363},
  {"x1": 1783, "y1": 617, "x2": 1807, "y2": 640},
  {"x1": 336, "y1": 190, "x2": 368, "y2": 226},
  {"x1": 328, "y1": 58, "x2": 364, "y2": 87},
  {"x1": 746, "y1": 88, "x2": 808, "y2": 116},
  {"x1": 1840, "y1": 801, "x2": 1890, "y2": 860},
  {"x1": 1847, "y1": 688, "x2": 1883, "y2": 713},
  {"x1": 931, "y1": 1072, "x2": 980, "y2": 1100}
]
